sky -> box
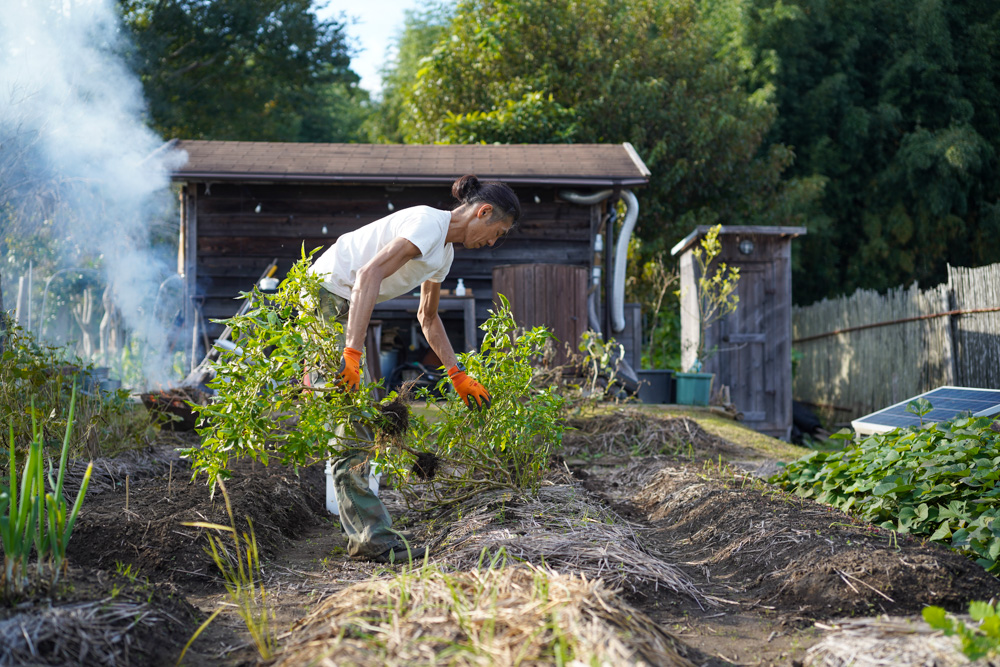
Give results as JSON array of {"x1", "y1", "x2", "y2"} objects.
[{"x1": 318, "y1": 1, "x2": 424, "y2": 96}]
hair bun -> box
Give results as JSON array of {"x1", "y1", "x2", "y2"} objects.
[{"x1": 452, "y1": 174, "x2": 481, "y2": 202}]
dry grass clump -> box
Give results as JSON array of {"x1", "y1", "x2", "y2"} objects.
[
  {"x1": 423, "y1": 484, "x2": 703, "y2": 601},
  {"x1": 0, "y1": 600, "x2": 167, "y2": 666},
  {"x1": 804, "y1": 617, "x2": 977, "y2": 667},
  {"x1": 561, "y1": 411, "x2": 742, "y2": 459},
  {"x1": 273, "y1": 563, "x2": 697, "y2": 667}
]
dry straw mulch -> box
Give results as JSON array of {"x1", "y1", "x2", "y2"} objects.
[
  {"x1": 272, "y1": 564, "x2": 697, "y2": 667},
  {"x1": 0, "y1": 599, "x2": 171, "y2": 667},
  {"x1": 408, "y1": 484, "x2": 703, "y2": 601},
  {"x1": 561, "y1": 411, "x2": 746, "y2": 460},
  {"x1": 804, "y1": 616, "x2": 997, "y2": 667}
]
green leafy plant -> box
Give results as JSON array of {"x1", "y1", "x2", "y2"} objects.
[
  {"x1": 187, "y1": 257, "x2": 566, "y2": 509},
  {"x1": 923, "y1": 600, "x2": 1000, "y2": 661},
  {"x1": 577, "y1": 331, "x2": 627, "y2": 401},
  {"x1": 401, "y1": 294, "x2": 567, "y2": 505},
  {"x1": 627, "y1": 248, "x2": 679, "y2": 371},
  {"x1": 186, "y1": 251, "x2": 381, "y2": 486},
  {"x1": 181, "y1": 480, "x2": 274, "y2": 661},
  {"x1": 906, "y1": 397, "x2": 934, "y2": 426},
  {"x1": 771, "y1": 414, "x2": 1000, "y2": 572},
  {"x1": 0, "y1": 321, "x2": 154, "y2": 458},
  {"x1": 681, "y1": 224, "x2": 740, "y2": 371},
  {"x1": 1, "y1": 385, "x2": 94, "y2": 599}
]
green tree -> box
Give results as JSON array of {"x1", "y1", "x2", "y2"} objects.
[
  {"x1": 363, "y1": 4, "x2": 453, "y2": 143},
  {"x1": 119, "y1": 0, "x2": 367, "y2": 142},
  {"x1": 745, "y1": 0, "x2": 1000, "y2": 303},
  {"x1": 397, "y1": 0, "x2": 820, "y2": 250}
]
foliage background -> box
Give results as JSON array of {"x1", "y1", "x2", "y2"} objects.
[
  {"x1": 742, "y1": 0, "x2": 1000, "y2": 304},
  {"x1": 6, "y1": 0, "x2": 1000, "y2": 370}
]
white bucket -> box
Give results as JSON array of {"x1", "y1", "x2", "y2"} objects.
[{"x1": 325, "y1": 460, "x2": 382, "y2": 516}]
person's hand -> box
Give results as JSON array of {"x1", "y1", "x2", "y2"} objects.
[
  {"x1": 338, "y1": 347, "x2": 363, "y2": 391},
  {"x1": 447, "y1": 365, "x2": 491, "y2": 411}
]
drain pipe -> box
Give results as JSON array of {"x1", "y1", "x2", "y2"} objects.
[
  {"x1": 559, "y1": 189, "x2": 615, "y2": 334},
  {"x1": 611, "y1": 190, "x2": 638, "y2": 333}
]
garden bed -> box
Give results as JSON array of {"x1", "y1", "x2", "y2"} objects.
[{"x1": 4, "y1": 406, "x2": 997, "y2": 665}]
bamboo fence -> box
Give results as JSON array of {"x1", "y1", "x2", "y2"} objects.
[{"x1": 792, "y1": 263, "x2": 1000, "y2": 425}]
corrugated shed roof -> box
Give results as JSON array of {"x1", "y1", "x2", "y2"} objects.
[{"x1": 170, "y1": 140, "x2": 650, "y2": 187}]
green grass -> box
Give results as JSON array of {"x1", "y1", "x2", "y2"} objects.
[{"x1": 1, "y1": 385, "x2": 94, "y2": 600}]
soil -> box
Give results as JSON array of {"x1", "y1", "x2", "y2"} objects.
[
  {"x1": 579, "y1": 453, "x2": 1000, "y2": 665},
  {"x1": 8, "y1": 408, "x2": 999, "y2": 666}
]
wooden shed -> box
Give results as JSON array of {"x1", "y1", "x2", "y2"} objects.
[
  {"x1": 672, "y1": 226, "x2": 806, "y2": 439},
  {"x1": 170, "y1": 141, "x2": 650, "y2": 372}
]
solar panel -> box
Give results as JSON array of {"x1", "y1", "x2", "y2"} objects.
[{"x1": 852, "y1": 386, "x2": 1000, "y2": 437}]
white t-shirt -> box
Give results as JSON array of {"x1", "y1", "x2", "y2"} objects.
[{"x1": 310, "y1": 206, "x2": 454, "y2": 303}]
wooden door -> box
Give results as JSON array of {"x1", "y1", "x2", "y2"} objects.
[{"x1": 705, "y1": 257, "x2": 790, "y2": 437}]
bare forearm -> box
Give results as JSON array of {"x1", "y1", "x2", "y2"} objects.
[
  {"x1": 346, "y1": 268, "x2": 381, "y2": 350},
  {"x1": 421, "y1": 313, "x2": 458, "y2": 370}
]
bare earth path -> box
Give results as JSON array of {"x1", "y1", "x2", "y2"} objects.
[{"x1": 44, "y1": 409, "x2": 1000, "y2": 666}]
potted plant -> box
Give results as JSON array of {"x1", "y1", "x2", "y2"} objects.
[
  {"x1": 676, "y1": 224, "x2": 740, "y2": 406},
  {"x1": 634, "y1": 252, "x2": 679, "y2": 403}
]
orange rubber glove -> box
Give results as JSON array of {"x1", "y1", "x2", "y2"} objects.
[
  {"x1": 447, "y1": 365, "x2": 491, "y2": 411},
  {"x1": 338, "y1": 347, "x2": 363, "y2": 391}
]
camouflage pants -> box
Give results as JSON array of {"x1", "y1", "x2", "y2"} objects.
[{"x1": 313, "y1": 289, "x2": 400, "y2": 559}]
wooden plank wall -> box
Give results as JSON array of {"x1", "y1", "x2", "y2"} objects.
[
  {"x1": 792, "y1": 282, "x2": 955, "y2": 424},
  {"x1": 492, "y1": 264, "x2": 589, "y2": 363},
  {"x1": 188, "y1": 182, "x2": 592, "y2": 345},
  {"x1": 950, "y1": 264, "x2": 1000, "y2": 388}
]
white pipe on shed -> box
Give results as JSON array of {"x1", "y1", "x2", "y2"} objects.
[
  {"x1": 611, "y1": 190, "x2": 638, "y2": 333},
  {"x1": 559, "y1": 189, "x2": 614, "y2": 206},
  {"x1": 558, "y1": 188, "x2": 639, "y2": 335}
]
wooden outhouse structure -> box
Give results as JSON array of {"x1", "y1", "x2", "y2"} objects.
[
  {"x1": 170, "y1": 141, "x2": 650, "y2": 372},
  {"x1": 672, "y1": 226, "x2": 806, "y2": 439}
]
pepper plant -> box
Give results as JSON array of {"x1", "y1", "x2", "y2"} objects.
[
  {"x1": 771, "y1": 411, "x2": 1000, "y2": 573},
  {"x1": 187, "y1": 256, "x2": 566, "y2": 502},
  {"x1": 185, "y1": 251, "x2": 380, "y2": 487},
  {"x1": 397, "y1": 294, "x2": 567, "y2": 504}
]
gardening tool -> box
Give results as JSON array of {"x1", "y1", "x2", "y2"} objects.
[{"x1": 181, "y1": 259, "x2": 279, "y2": 387}]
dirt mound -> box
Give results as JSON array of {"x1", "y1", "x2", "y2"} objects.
[
  {"x1": 633, "y1": 464, "x2": 1000, "y2": 620},
  {"x1": 274, "y1": 564, "x2": 699, "y2": 667},
  {"x1": 0, "y1": 567, "x2": 198, "y2": 666},
  {"x1": 69, "y1": 454, "x2": 328, "y2": 584},
  {"x1": 562, "y1": 411, "x2": 751, "y2": 460}
]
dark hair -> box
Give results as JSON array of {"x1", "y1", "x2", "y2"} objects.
[{"x1": 451, "y1": 174, "x2": 521, "y2": 225}]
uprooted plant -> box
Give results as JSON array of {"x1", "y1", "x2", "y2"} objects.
[
  {"x1": 394, "y1": 294, "x2": 567, "y2": 505},
  {"x1": 185, "y1": 251, "x2": 389, "y2": 487},
  {"x1": 186, "y1": 253, "x2": 565, "y2": 507}
]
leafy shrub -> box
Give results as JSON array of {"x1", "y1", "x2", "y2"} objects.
[
  {"x1": 770, "y1": 415, "x2": 1000, "y2": 572},
  {"x1": 402, "y1": 294, "x2": 566, "y2": 502},
  {"x1": 186, "y1": 254, "x2": 364, "y2": 486},
  {"x1": 187, "y1": 256, "x2": 566, "y2": 503},
  {"x1": 923, "y1": 600, "x2": 1000, "y2": 661},
  {"x1": 0, "y1": 322, "x2": 154, "y2": 458}
]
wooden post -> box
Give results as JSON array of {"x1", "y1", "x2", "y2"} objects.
[
  {"x1": 180, "y1": 183, "x2": 198, "y2": 371},
  {"x1": 15, "y1": 275, "x2": 25, "y2": 326}
]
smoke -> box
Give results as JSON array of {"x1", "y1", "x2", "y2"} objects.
[{"x1": 0, "y1": 0, "x2": 187, "y2": 388}]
